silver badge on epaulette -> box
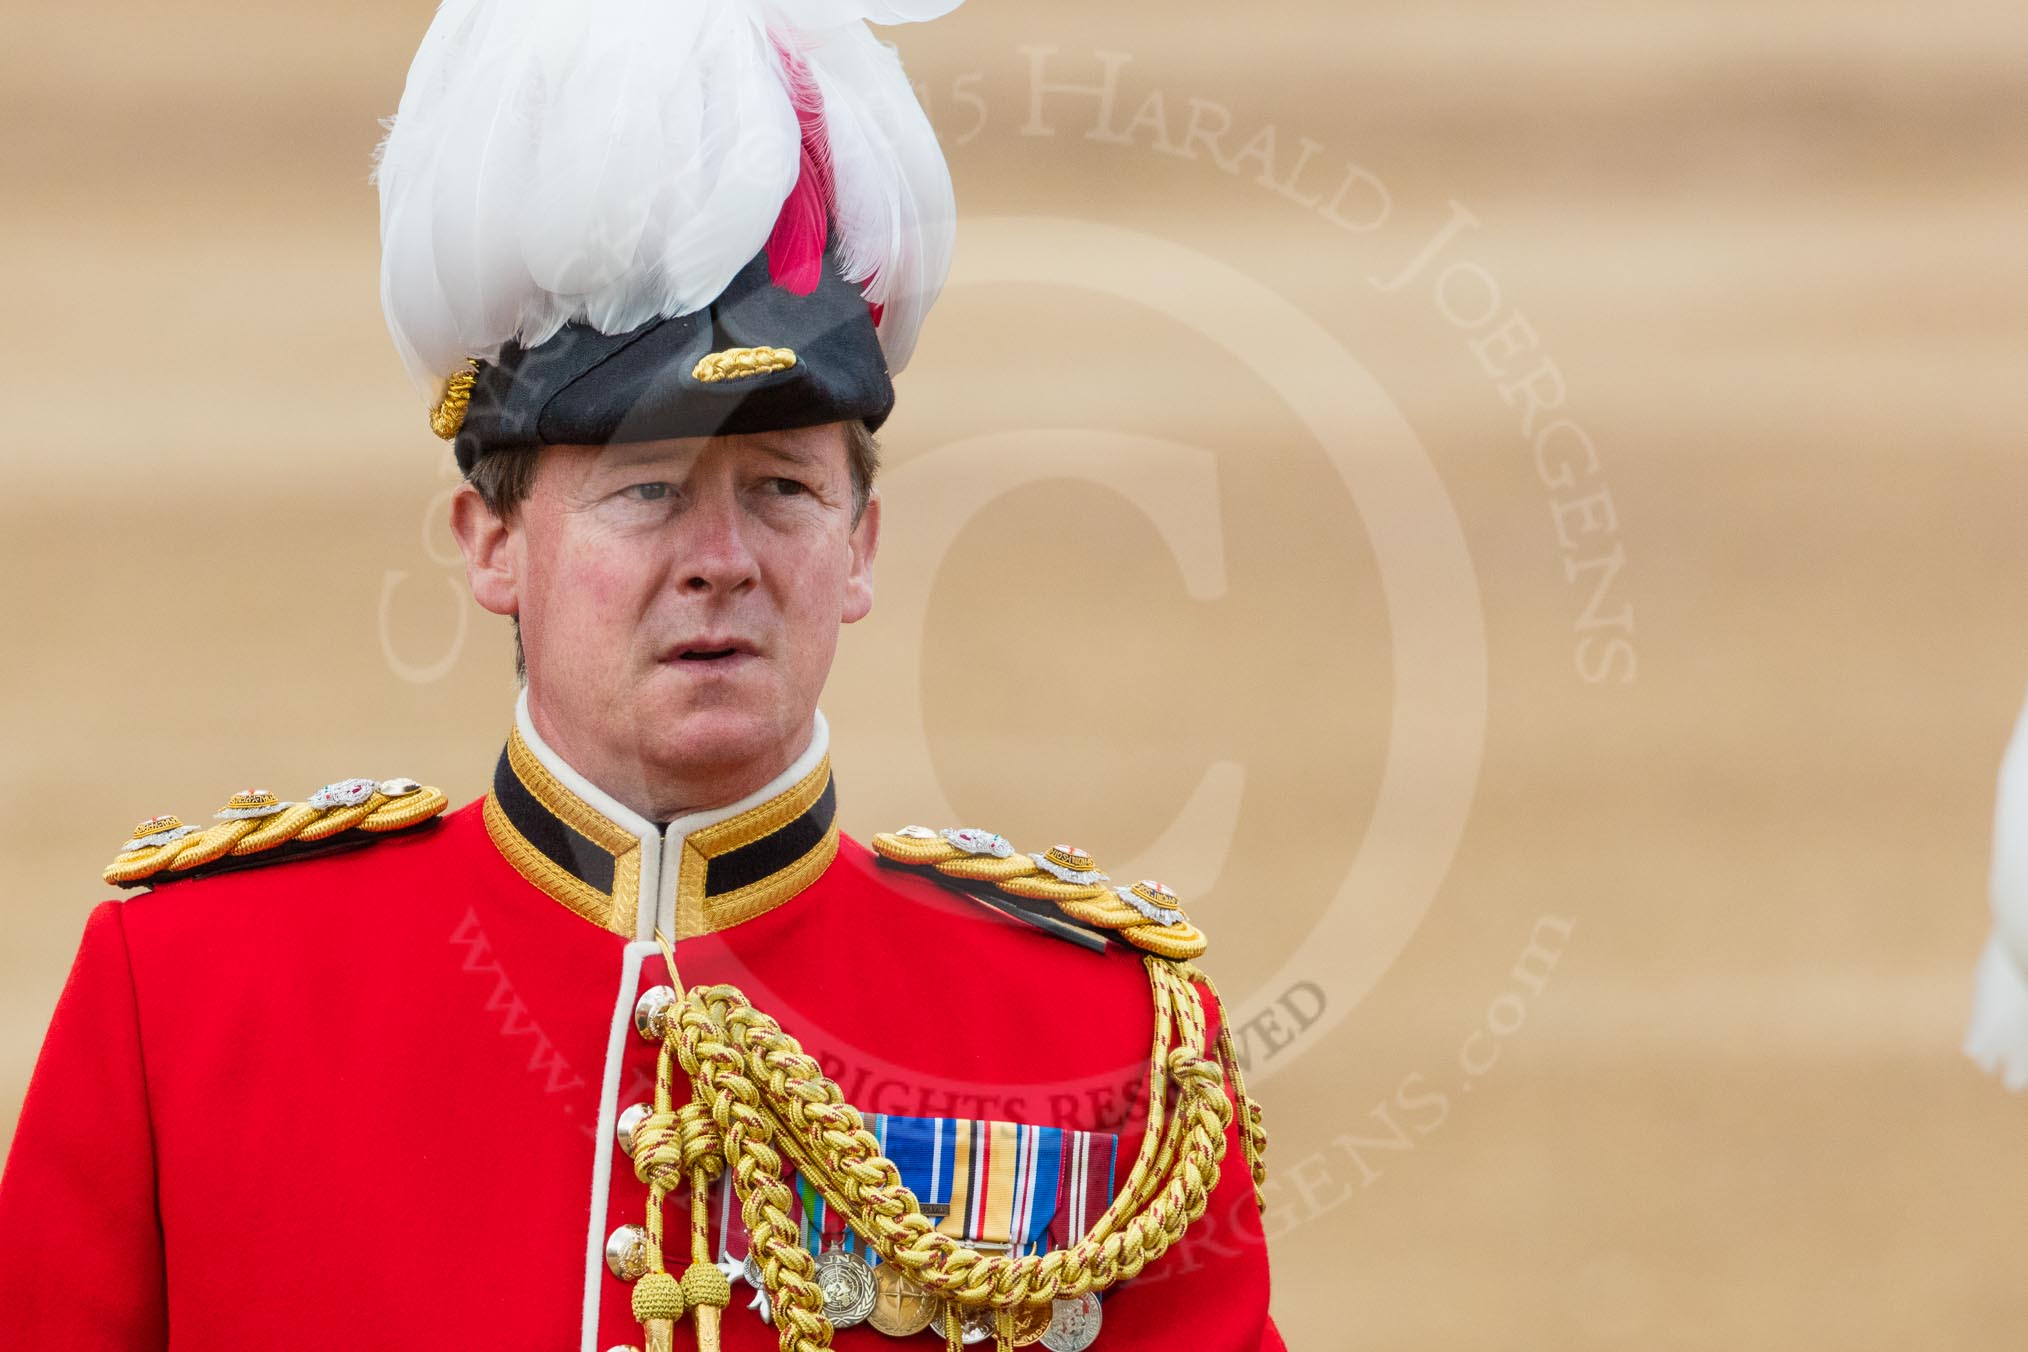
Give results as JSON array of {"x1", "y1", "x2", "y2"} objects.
[
  {"x1": 1117, "y1": 879, "x2": 1186, "y2": 926},
  {"x1": 941, "y1": 827, "x2": 1014, "y2": 858},
  {"x1": 214, "y1": 789, "x2": 290, "y2": 820},
  {"x1": 309, "y1": 778, "x2": 379, "y2": 810},
  {"x1": 1032, "y1": 844, "x2": 1108, "y2": 885},
  {"x1": 121, "y1": 814, "x2": 198, "y2": 852}
]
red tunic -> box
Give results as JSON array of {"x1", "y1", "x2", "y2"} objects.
[{"x1": 0, "y1": 708, "x2": 1282, "y2": 1351}]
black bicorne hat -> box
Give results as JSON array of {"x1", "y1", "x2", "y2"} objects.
[
  {"x1": 448, "y1": 240, "x2": 893, "y2": 472},
  {"x1": 374, "y1": 1, "x2": 958, "y2": 468}
]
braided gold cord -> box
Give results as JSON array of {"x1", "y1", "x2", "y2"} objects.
[
  {"x1": 103, "y1": 785, "x2": 450, "y2": 885},
  {"x1": 359, "y1": 788, "x2": 454, "y2": 833},
  {"x1": 1052, "y1": 895, "x2": 1152, "y2": 928},
  {"x1": 295, "y1": 799, "x2": 382, "y2": 843},
  {"x1": 636, "y1": 955, "x2": 1230, "y2": 1352},
  {"x1": 230, "y1": 803, "x2": 325, "y2": 854},
  {"x1": 1185, "y1": 965, "x2": 1270, "y2": 1212},
  {"x1": 868, "y1": 832, "x2": 1209, "y2": 960},
  {"x1": 1100, "y1": 920, "x2": 1207, "y2": 962},
  {"x1": 863, "y1": 833, "x2": 952, "y2": 866},
  {"x1": 933, "y1": 855, "x2": 1044, "y2": 885},
  {"x1": 995, "y1": 873, "x2": 1111, "y2": 904}
]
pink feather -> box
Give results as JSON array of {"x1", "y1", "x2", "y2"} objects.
[{"x1": 766, "y1": 39, "x2": 832, "y2": 296}]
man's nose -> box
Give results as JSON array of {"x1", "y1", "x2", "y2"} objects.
[{"x1": 676, "y1": 484, "x2": 759, "y2": 593}]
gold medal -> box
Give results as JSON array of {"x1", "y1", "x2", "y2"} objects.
[
  {"x1": 1009, "y1": 1302, "x2": 1052, "y2": 1346},
  {"x1": 867, "y1": 1262, "x2": 940, "y2": 1337}
]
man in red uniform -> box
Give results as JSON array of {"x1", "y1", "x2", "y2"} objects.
[{"x1": 0, "y1": 2, "x2": 1283, "y2": 1349}]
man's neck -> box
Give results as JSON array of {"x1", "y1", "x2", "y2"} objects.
[{"x1": 520, "y1": 691, "x2": 815, "y2": 828}]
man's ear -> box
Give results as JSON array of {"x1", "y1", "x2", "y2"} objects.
[
  {"x1": 841, "y1": 490, "x2": 881, "y2": 625},
  {"x1": 449, "y1": 482, "x2": 523, "y2": 619}
]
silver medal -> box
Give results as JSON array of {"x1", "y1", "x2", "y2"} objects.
[
  {"x1": 813, "y1": 1248, "x2": 878, "y2": 1328},
  {"x1": 956, "y1": 1304, "x2": 997, "y2": 1345},
  {"x1": 1041, "y1": 1291, "x2": 1102, "y2": 1352}
]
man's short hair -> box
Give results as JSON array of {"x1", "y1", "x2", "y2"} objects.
[{"x1": 465, "y1": 420, "x2": 881, "y2": 680}]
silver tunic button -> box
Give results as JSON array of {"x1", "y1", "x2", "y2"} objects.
[
  {"x1": 616, "y1": 1101, "x2": 652, "y2": 1156},
  {"x1": 605, "y1": 1223, "x2": 651, "y2": 1281},
  {"x1": 634, "y1": 985, "x2": 677, "y2": 1041}
]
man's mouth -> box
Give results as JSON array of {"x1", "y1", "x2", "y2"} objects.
[{"x1": 664, "y1": 639, "x2": 757, "y2": 664}]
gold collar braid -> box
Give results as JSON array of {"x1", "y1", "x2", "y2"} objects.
[{"x1": 622, "y1": 947, "x2": 1250, "y2": 1352}]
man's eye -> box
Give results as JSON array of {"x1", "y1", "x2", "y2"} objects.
[
  {"x1": 624, "y1": 483, "x2": 672, "y2": 502},
  {"x1": 766, "y1": 478, "x2": 809, "y2": 497}
]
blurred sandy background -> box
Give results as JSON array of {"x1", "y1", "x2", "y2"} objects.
[{"x1": 6, "y1": 1, "x2": 2028, "y2": 1347}]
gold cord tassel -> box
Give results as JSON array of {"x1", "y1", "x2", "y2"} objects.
[
  {"x1": 635, "y1": 939, "x2": 693, "y2": 1352},
  {"x1": 635, "y1": 1035, "x2": 685, "y2": 1352},
  {"x1": 636, "y1": 934, "x2": 735, "y2": 1352},
  {"x1": 686, "y1": 1163, "x2": 729, "y2": 1352},
  {"x1": 633, "y1": 1266, "x2": 683, "y2": 1352}
]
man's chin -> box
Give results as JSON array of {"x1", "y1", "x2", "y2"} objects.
[{"x1": 628, "y1": 703, "x2": 808, "y2": 797}]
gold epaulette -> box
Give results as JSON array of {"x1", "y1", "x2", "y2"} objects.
[
  {"x1": 103, "y1": 778, "x2": 450, "y2": 889},
  {"x1": 871, "y1": 824, "x2": 1267, "y2": 1209},
  {"x1": 869, "y1": 826, "x2": 1209, "y2": 960}
]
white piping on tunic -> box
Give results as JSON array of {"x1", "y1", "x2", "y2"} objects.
[
  {"x1": 581, "y1": 939, "x2": 659, "y2": 1352},
  {"x1": 512, "y1": 689, "x2": 829, "y2": 1352}
]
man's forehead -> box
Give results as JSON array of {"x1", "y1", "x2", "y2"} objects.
[{"x1": 571, "y1": 426, "x2": 844, "y2": 473}]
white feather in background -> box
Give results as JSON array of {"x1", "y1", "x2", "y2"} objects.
[{"x1": 1965, "y1": 685, "x2": 2028, "y2": 1089}]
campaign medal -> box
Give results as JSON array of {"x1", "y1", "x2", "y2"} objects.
[
  {"x1": 1040, "y1": 1292, "x2": 1102, "y2": 1352},
  {"x1": 953, "y1": 1303, "x2": 997, "y2": 1345},
  {"x1": 811, "y1": 1191, "x2": 875, "y2": 1330},
  {"x1": 814, "y1": 1249, "x2": 877, "y2": 1327},
  {"x1": 1008, "y1": 1302, "x2": 1053, "y2": 1346},
  {"x1": 867, "y1": 1261, "x2": 940, "y2": 1337},
  {"x1": 796, "y1": 1175, "x2": 876, "y2": 1329}
]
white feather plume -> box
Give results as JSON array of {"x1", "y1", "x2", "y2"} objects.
[
  {"x1": 1966, "y1": 685, "x2": 2028, "y2": 1088},
  {"x1": 762, "y1": 0, "x2": 965, "y2": 28},
  {"x1": 374, "y1": 0, "x2": 961, "y2": 406},
  {"x1": 801, "y1": 21, "x2": 955, "y2": 373}
]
